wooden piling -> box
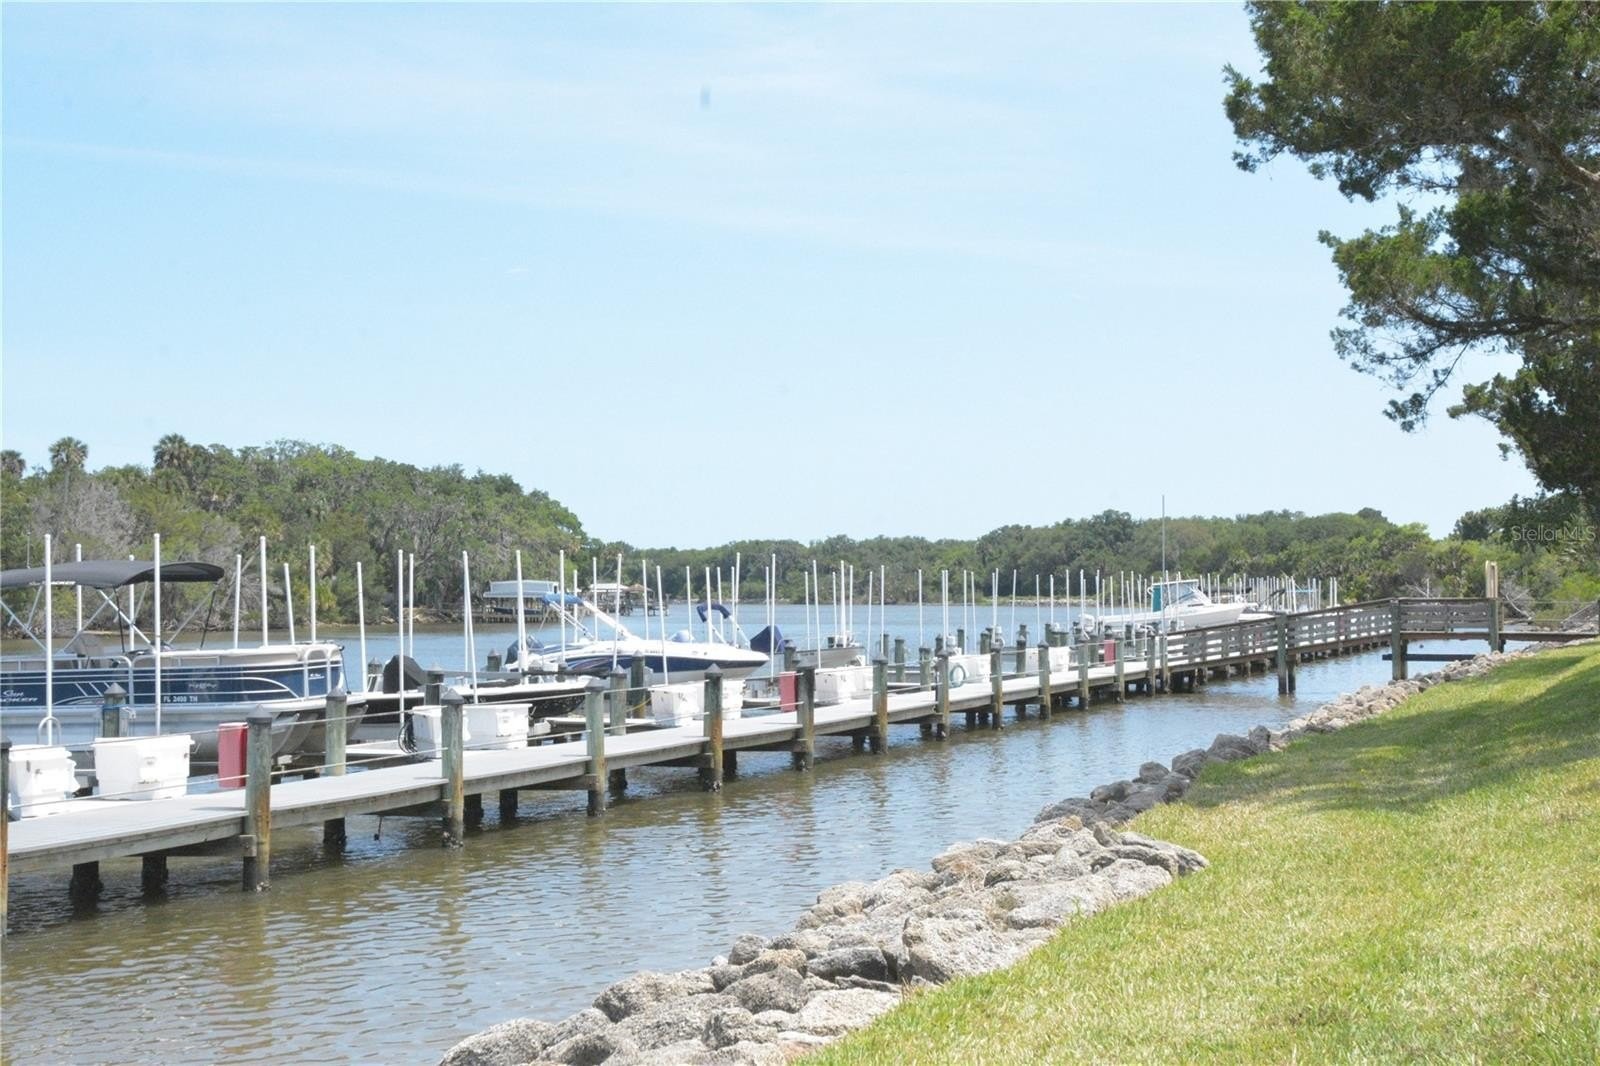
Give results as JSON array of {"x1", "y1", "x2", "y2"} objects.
[
  {"x1": 608, "y1": 669, "x2": 628, "y2": 737},
  {"x1": 70, "y1": 861, "x2": 100, "y2": 904},
  {"x1": 1037, "y1": 642, "x2": 1052, "y2": 718},
  {"x1": 1077, "y1": 643, "x2": 1090, "y2": 706},
  {"x1": 989, "y1": 646, "x2": 1004, "y2": 729},
  {"x1": 1013, "y1": 637, "x2": 1027, "y2": 678},
  {"x1": 323, "y1": 686, "x2": 349, "y2": 850},
  {"x1": 141, "y1": 854, "x2": 168, "y2": 893},
  {"x1": 918, "y1": 647, "x2": 932, "y2": 692},
  {"x1": 892, "y1": 637, "x2": 906, "y2": 683},
  {"x1": 935, "y1": 650, "x2": 951, "y2": 738},
  {"x1": 956, "y1": 627, "x2": 966, "y2": 653},
  {"x1": 499, "y1": 789, "x2": 519, "y2": 819},
  {"x1": 441, "y1": 688, "x2": 466, "y2": 847},
  {"x1": 242, "y1": 709, "x2": 273, "y2": 891},
  {"x1": 701, "y1": 666, "x2": 724, "y2": 792},
  {"x1": 782, "y1": 640, "x2": 797, "y2": 673},
  {"x1": 584, "y1": 678, "x2": 607, "y2": 815},
  {"x1": 793, "y1": 665, "x2": 815, "y2": 770},
  {"x1": 628, "y1": 657, "x2": 648, "y2": 717},
  {"x1": 871, "y1": 658, "x2": 888, "y2": 753},
  {"x1": 1113, "y1": 640, "x2": 1126, "y2": 702}
]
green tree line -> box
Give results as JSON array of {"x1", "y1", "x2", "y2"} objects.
[
  {"x1": 3, "y1": 435, "x2": 1594, "y2": 636},
  {"x1": 1, "y1": 435, "x2": 586, "y2": 630}
]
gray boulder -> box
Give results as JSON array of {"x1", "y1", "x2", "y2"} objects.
[
  {"x1": 726, "y1": 934, "x2": 768, "y2": 966},
  {"x1": 1001, "y1": 878, "x2": 1116, "y2": 929},
  {"x1": 726, "y1": 968, "x2": 808, "y2": 1015},
  {"x1": 1100, "y1": 857, "x2": 1174, "y2": 901},
  {"x1": 439, "y1": 1018, "x2": 556, "y2": 1066},
  {"x1": 616, "y1": 994, "x2": 733, "y2": 1051},
  {"x1": 901, "y1": 910, "x2": 1036, "y2": 984},
  {"x1": 703, "y1": 1006, "x2": 777, "y2": 1050},
  {"x1": 1170, "y1": 748, "x2": 1211, "y2": 778},
  {"x1": 1136, "y1": 760, "x2": 1169, "y2": 783},
  {"x1": 1206, "y1": 733, "x2": 1258, "y2": 762},
  {"x1": 790, "y1": 988, "x2": 901, "y2": 1037},
  {"x1": 596, "y1": 970, "x2": 716, "y2": 1022},
  {"x1": 1089, "y1": 779, "x2": 1132, "y2": 803},
  {"x1": 808, "y1": 945, "x2": 891, "y2": 984},
  {"x1": 545, "y1": 1029, "x2": 639, "y2": 1066},
  {"x1": 736, "y1": 949, "x2": 807, "y2": 979}
]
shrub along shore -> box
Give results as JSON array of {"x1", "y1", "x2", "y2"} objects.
[{"x1": 440, "y1": 642, "x2": 1598, "y2": 1065}]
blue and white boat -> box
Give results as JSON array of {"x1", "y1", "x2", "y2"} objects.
[{"x1": 0, "y1": 558, "x2": 358, "y2": 762}]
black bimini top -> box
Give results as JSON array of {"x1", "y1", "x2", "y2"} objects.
[{"x1": 0, "y1": 559, "x2": 225, "y2": 590}]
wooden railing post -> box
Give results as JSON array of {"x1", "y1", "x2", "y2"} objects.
[
  {"x1": 584, "y1": 678, "x2": 607, "y2": 815},
  {"x1": 700, "y1": 666, "x2": 724, "y2": 792},
  {"x1": 440, "y1": 688, "x2": 466, "y2": 846},
  {"x1": 242, "y1": 709, "x2": 274, "y2": 891},
  {"x1": 988, "y1": 646, "x2": 1004, "y2": 729},
  {"x1": 793, "y1": 665, "x2": 815, "y2": 770},
  {"x1": 1037, "y1": 642, "x2": 1052, "y2": 719},
  {"x1": 1275, "y1": 616, "x2": 1290, "y2": 694},
  {"x1": 871, "y1": 658, "x2": 889, "y2": 753},
  {"x1": 1390, "y1": 599, "x2": 1407, "y2": 680}
]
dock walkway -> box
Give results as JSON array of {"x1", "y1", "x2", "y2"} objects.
[{"x1": 4, "y1": 595, "x2": 1591, "y2": 926}]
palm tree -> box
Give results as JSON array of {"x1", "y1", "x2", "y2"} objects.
[
  {"x1": 48, "y1": 436, "x2": 88, "y2": 497},
  {"x1": 48, "y1": 437, "x2": 87, "y2": 472},
  {"x1": 153, "y1": 433, "x2": 195, "y2": 476},
  {"x1": 0, "y1": 449, "x2": 24, "y2": 478}
]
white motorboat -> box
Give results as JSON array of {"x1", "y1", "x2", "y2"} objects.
[
  {"x1": 1079, "y1": 578, "x2": 1250, "y2": 637},
  {"x1": 508, "y1": 593, "x2": 768, "y2": 683}
]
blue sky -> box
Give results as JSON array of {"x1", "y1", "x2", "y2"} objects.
[{"x1": 2, "y1": 3, "x2": 1537, "y2": 546}]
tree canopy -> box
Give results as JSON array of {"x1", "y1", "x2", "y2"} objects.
[{"x1": 1225, "y1": 1, "x2": 1600, "y2": 506}]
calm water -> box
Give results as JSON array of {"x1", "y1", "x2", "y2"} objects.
[{"x1": 2, "y1": 605, "x2": 1404, "y2": 1065}]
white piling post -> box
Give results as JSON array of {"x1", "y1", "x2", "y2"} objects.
[
  {"x1": 356, "y1": 560, "x2": 368, "y2": 692},
  {"x1": 308, "y1": 544, "x2": 318, "y2": 643},
  {"x1": 259, "y1": 536, "x2": 269, "y2": 645},
  {"x1": 44, "y1": 535, "x2": 55, "y2": 740},
  {"x1": 154, "y1": 533, "x2": 163, "y2": 734},
  {"x1": 232, "y1": 553, "x2": 242, "y2": 650}
]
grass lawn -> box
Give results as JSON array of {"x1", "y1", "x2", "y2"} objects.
[{"x1": 814, "y1": 642, "x2": 1600, "y2": 1064}]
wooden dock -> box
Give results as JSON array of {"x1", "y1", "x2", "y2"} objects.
[{"x1": 3, "y1": 596, "x2": 1590, "y2": 928}]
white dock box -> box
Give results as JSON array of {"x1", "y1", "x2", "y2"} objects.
[
  {"x1": 814, "y1": 665, "x2": 873, "y2": 705},
  {"x1": 647, "y1": 677, "x2": 743, "y2": 725},
  {"x1": 6, "y1": 744, "x2": 79, "y2": 816},
  {"x1": 467, "y1": 702, "x2": 529, "y2": 750},
  {"x1": 408, "y1": 707, "x2": 472, "y2": 757},
  {"x1": 90, "y1": 735, "x2": 192, "y2": 801}
]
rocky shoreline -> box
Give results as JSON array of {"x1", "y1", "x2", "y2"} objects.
[{"x1": 441, "y1": 649, "x2": 1534, "y2": 1066}]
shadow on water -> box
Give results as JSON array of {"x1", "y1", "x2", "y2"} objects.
[
  {"x1": 1183, "y1": 647, "x2": 1600, "y2": 818},
  {"x1": 2, "y1": 648, "x2": 1404, "y2": 1065}
]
